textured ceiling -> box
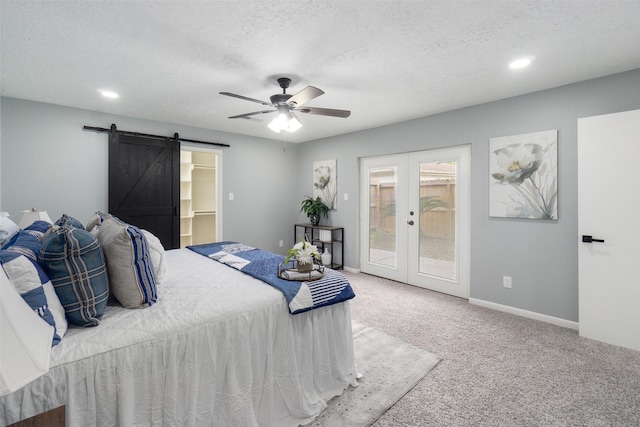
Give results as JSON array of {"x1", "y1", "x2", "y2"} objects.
[{"x1": 2, "y1": 1, "x2": 640, "y2": 143}]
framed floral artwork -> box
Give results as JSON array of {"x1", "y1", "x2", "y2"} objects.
[
  {"x1": 313, "y1": 159, "x2": 337, "y2": 209},
  {"x1": 489, "y1": 130, "x2": 558, "y2": 219}
]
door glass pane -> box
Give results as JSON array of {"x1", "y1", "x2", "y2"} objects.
[
  {"x1": 418, "y1": 160, "x2": 456, "y2": 279},
  {"x1": 369, "y1": 166, "x2": 397, "y2": 268}
]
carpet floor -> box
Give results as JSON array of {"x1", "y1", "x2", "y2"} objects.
[
  {"x1": 308, "y1": 322, "x2": 441, "y2": 426},
  {"x1": 343, "y1": 271, "x2": 640, "y2": 426}
]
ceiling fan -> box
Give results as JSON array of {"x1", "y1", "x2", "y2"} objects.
[{"x1": 220, "y1": 77, "x2": 351, "y2": 133}]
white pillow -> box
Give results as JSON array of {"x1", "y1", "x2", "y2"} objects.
[
  {"x1": 141, "y1": 229, "x2": 167, "y2": 285},
  {"x1": 0, "y1": 214, "x2": 19, "y2": 247},
  {"x1": 42, "y1": 280, "x2": 68, "y2": 338}
]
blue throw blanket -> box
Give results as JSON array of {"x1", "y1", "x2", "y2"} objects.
[{"x1": 188, "y1": 242, "x2": 355, "y2": 314}]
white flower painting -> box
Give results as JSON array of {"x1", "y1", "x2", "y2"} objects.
[
  {"x1": 313, "y1": 159, "x2": 337, "y2": 209},
  {"x1": 490, "y1": 130, "x2": 558, "y2": 219}
]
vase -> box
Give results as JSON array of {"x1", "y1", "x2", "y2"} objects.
[
  {"x1": 297, "y1": 261, "x2": 313, "y2": 272},
  {"x1": 309, "y1": 214, "x2": 320, "y2": 226},
  {"x1": 321, "y1": 248, "x2": 332, "y2": 266}
]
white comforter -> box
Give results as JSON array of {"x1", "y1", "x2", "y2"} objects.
[{"x1": 1, "y1": 249, "x2": 357, "y2": 426}]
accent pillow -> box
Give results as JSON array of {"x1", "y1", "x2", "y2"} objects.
[
  {"x1": 0, "y1": 214, "x2": 19, "y2": 247},
  {"x1": 86, "y1": 210, "x2": 107, "y2": 236},
  {"x1": 98, "y1": 216, "x2": 157, "y2": 308},
  {"x1": 2, "y1": 229, "x2": 43, "y2": 262},
  {"x1": 55, "y1": 214, "x2": 85, "y2": 230},
  {"x1": 141, "y1": 229, "x2": 167, "y2": 285},
  {"x1": 0, "y1": 251, "x2": 63, "y2": 346},
  {"x1": 2, "y1": 227, "x2": 68, "y2": 339},
  {"x1": 40, "y1": 225, "x2": 109, "y2": 327}
]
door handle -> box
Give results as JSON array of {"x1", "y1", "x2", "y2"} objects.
[
  {"x1": 407, "y1": 220, "x2": 414, "y2": 225},
  {"x1": 582, "y1": 235, "x2": 605, "y2": 243}
]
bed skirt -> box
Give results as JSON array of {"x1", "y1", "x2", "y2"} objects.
[{"x1": 1, "y1": 249, "x2": 357, "y2": 426}]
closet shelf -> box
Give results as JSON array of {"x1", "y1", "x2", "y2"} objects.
[
  {"x1": 192, "y1": 164, "x2": 216, "y2": 170},
  {"x1": 193, "y1": 210, "x2": 216, "y2": 215}
]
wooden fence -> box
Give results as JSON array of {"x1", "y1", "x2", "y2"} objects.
[{"x1": 369, "y1": 180, "x2": 456, "y2": 239}]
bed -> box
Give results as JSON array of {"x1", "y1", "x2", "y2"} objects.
[{"x1": 0, "y1": 246, "x2": 358, "y2": 426}]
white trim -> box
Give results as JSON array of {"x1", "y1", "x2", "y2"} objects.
[
  {"x1": 469, "y1": 298, "x2": 579, "y2": 331},
  {"x1": 343, "y1": 266, "x2": 360, "y2": 274}
]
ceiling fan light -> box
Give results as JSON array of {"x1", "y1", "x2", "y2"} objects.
[
  {"x1": 267, "y1": 118, "x2": 281, "y2": 133},
  {"x1": 268, "y1": 112, "x2": 302, "y2": 133},
  {"x1": 268, "y1": 113, "x2": 287, "y2": 133},
  {"x1": 287, "y1": 116, "x2": 302, "y2": 132}
]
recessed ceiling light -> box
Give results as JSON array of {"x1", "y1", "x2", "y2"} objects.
[
  {"x1": 509, "y1": 57, "x2": 534, "y2": 70},
  {"x1": 97, "y1": 89, "x2": 119, "y2": 99}
]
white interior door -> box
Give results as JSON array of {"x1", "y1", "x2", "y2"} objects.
[
  {"x1": 578, "y1": 109, "x2": 640, "y2": 351},
  {"x1": 360, "y1": 146, "x2": 470, "y2": 298}
]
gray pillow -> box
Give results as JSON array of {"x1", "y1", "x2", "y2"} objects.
[{"x1": 98, "y1": 216, "x2": 158, "y2": 308}]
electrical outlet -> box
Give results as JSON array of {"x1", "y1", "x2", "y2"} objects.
[
  {"x1": 344, "y1": 193, "x2": 349, "y2": 201},
  {"x1": 279, "y1": 240, "x2": 284, "y2": 248},
  {"x1": 229, "y1": 192, "x2": 234, "y2": 201},
  {"x1": 503, "y1": 276, "x2": 512, "y2": 289}
]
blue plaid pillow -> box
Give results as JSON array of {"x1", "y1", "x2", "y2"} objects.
[
  {"x1": 55, "y1": 214, "x2": 85, "y2": 230},
  {"x1": 40, "y1": 225, "x2": 109, "y2": 327}
]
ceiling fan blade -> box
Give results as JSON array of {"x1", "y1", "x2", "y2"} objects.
[
  {"x1": 220, "y1": 92, "x2": 272, "y2": 107},
  {"x1": 296, "y1": 106, "x2": 351, "y2": 118},
  {"x1": 228, "y1": 110, "x2": 276, "y2": 119},
  {"x1": 286, "y1": 86, "x2": 324, "y2": 107}
]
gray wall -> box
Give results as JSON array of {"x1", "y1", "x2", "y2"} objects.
[
  {"x1": 0, "y1": 97, "x2": 3, "y2": 205},
  {"x1": 0, "y1": 97, "x2": 300, "y2": 255},
  {"x1": 2, "y1": 69, "x2": 639, "y2": 323},
  {"x1": 297, "y1": 68, "x2": 640, "y2": 322}
]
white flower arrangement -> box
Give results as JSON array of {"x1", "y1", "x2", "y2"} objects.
[{"x1": 283, "y1": 238, "x2": 320, "y2": 267}]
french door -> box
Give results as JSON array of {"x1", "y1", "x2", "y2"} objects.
[{"x1": 359, "y1": 146, "x2": 470, "y2": 298}]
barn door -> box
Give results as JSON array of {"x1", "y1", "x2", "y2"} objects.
[{"x1": 108, "y1": 131, "x2": 180, "y2": 249}]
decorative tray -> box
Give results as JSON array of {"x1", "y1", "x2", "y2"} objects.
[{"x1": 278, "y1": 262, "x2": 325, "y2": 282}]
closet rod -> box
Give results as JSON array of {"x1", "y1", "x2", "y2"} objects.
[{"x1": 83, "y1": 124, "x2": 230, "y2": 148}]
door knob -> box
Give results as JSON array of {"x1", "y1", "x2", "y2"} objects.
[
  {"x1": 582, "y1": 235, "x2": 605, "y2": 243},
  {"x1": 407, "y1": 220, "x2": 414, "y2": 225}
]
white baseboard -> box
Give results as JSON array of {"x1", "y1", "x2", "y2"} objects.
[
  {"x1": 343, "y1": 266, "x2": 360, "y2": 274},
  {"x1": 469, "y1": 298, "x2": 579, "y2": 331}
]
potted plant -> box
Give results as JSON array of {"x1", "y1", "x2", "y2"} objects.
[{"x1": 300, "y1": 196, "x2": 329, "y2": 226}]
